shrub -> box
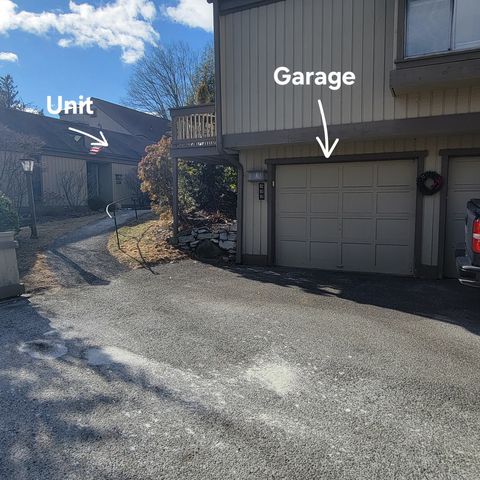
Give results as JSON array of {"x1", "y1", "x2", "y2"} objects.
[
  {"x1": 0, "y1": 192, "x2": 19, "y2": 233},
  {"x1": 138, "y1": 136, "x2": 173, "y2": 214},
  {"x1": 87, "y1": 196, "x2": 107, "y2": 212}
]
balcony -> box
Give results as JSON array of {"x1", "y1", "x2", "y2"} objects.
[{"x1": 170, "y1": 104, "x2": 218, "y2": 158}]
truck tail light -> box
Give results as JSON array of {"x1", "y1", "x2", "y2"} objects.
[{"x1": 473, "y1": 219, "x2": 480, "y2": 254}]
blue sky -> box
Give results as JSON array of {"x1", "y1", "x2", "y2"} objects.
[{"x1": 0, "y1": 0, "x2": 213, "y2": 114}]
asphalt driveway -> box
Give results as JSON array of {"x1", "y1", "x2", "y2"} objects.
[{"x1": 1, "y1": 260, "x2": 479, "y2": 479}]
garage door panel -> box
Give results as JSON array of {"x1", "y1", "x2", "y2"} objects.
[
  {"x1": 342, "y1": 244, "x2": 374, "y2": 271},
  {"x1": 376, "y1": 245, "x2": 412, "y2": 275},
  {"x1": 311, "y1": 218, "x2": 339, "y2": 242},
  {"x1": 310, "y1": 193, "x2": 339, "y2": 214},
  {"x1": 276, "y1": 165, "x2": 307, "y2": 188},
  {"x1": 376, "y1": 218, "x2": 411, "y2": 245},
  {"x1": 448, "y1": 159, "x2": 480, "y2": 185},
  {"x1": 277, "y1": 241, "x2": 308, "y2": 267},
  {"x1": 343, "y1": 192, "x2": 374, "y2": 214},
  {"x1": 377, "y1": 161, "x2": 415, "y2": 187},
  {"x1": 276, "y1": 160, "x2": 416, "y2": 275},
  {"x1": 278, "y1": 192, "x2": 306, "y2": 214},
  {"x1": 310, "y1": 165, "x2": 339, "y2": 188},
  {"x1": 342, "y1": 218, "x2": 374, "y2": 243},
  {"x1": 376, "y1": 192, "x2": 413, "y2": 215},
  {"x1": 310, "y1": 243, "x2": 338, "y2": 269},
  {"x1": 343, "y1": 164, "x2": 374, "y2": 187},
  {"x1": 448, "y1": 191, "x2": 480, "y2": 215},
  {"x1": 277, "y1": 217, "x2": 307, "y2": 240}
]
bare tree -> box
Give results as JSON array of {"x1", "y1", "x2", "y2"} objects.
[
  {"x1": 57, "y1": 171, "x2": 87, "y2": 208},
  {"x1": 126, "y1": 42, "x2": 211, "y2": 118},
  {"x1": 0, "y1": 124, "x2": 44, "y2": 210}
]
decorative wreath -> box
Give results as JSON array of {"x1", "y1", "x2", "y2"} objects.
[{"x1": 416, "y1": 171, "x2": 444, "y2": 196}]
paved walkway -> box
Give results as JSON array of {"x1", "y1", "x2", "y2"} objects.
[{"x1": 45, "y1": 209, "x2": 150, "y2": 288}]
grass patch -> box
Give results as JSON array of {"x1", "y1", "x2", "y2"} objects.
[{"x1": 107, "y1": 216, "x2": 186, "y2": 270}]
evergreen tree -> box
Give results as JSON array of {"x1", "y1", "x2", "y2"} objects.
[{"x1": 0, "y1": 74, "x2": 24, "y2": 110}]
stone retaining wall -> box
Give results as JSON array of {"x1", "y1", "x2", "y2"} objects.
[{"x1": 171, "y1": 221, "x2": 237, "y2": 259}]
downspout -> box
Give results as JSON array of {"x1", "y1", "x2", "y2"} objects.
[{"x1": 212, "y1": 0, "x2": 244, "y2": 265}]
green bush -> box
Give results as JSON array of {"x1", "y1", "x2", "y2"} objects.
[{"x1": 0, "y1": 192, "x2": 19, "y2": 233}]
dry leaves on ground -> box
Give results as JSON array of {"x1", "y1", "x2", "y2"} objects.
[
  {"x1": 17, "y1": 213, "x2": 105, "y2": 292},
  {"x1": 107, "y1": 218, "x2": 187, "y2": 270}
]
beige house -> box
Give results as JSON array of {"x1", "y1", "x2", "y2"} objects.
[
  {"x1": 0, "y1": 102, "x2": 168, "y2": 210},
  {"x1": 171, "y1": 0, "x2": 480, "y2": 279}
]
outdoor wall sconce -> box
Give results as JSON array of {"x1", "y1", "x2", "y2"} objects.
[
  {"x1": 247, "y1": 170, "x2": 267, "y2": 182},
  {"x1": 20, "y1": 158, "x2": 35, "y2": 173}
]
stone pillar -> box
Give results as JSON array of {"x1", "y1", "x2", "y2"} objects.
[{"x1": 0, "y1": 231, "x2": 25, "y2": 300}]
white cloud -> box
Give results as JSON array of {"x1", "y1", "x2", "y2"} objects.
[
  {"x1": 164, "y1": 0, "x2": 213, "y2": 32},
  {"x1": 0, "y1": 0, "x2": 159, "y2": 63},
  {"x1": 0, "y1": 51, "x2": 18, "y2": 62}
]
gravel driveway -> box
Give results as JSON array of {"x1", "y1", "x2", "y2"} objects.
[{"x1": 1, "y1": 259, "x2": 479, "y2": 479}]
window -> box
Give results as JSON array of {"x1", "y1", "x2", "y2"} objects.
[
  {"x1": 405, "y1": 0, "x2": 480, "y2": 57},
  {"x1": 115, "y1": 174, "x2": 123, "y2": 185}
]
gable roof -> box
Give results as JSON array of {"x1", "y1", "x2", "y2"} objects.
[
  {"x1": 91, "y1": 98, "x2": 170, "y2": 141},
  {"x1": 0, "y1": 108, "x2": 151, "y2": 164}
]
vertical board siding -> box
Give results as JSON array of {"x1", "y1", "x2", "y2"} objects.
[
  {"x1": 112, "y1": 163, "x2": 137, "y2": 202},
  {"x1": 240, "y1": 135, "x2": 480, "y2": 266},
  {"x1": 41, "y1": 155, "x2": 87, "y2": 205},
  {"x1": 220, "y1": 0, "x2": 480, "y2": 135}
]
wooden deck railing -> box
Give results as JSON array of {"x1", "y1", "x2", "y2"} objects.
[{"x1": 171, "y1": 104, "x2": 216, "y2": 153}]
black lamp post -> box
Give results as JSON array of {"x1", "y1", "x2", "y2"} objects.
[{"x1": 20, "y1": 158, "x2": 38, "y2": 239}]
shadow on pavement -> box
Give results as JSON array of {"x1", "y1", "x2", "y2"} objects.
[
  {"x1": 0, "y1": 298, "x2": 119, "y2": 479},
  {"x1": 0, "y1": 296, "x2": 284, "y2": 479},
  {"x1": 218, "y1": 264, "x2": 480, "y2": 336}
]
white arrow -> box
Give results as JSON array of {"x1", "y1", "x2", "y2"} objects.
[
  {"x1": 316, "y1": 99, "x2": 339, "y2": 159},
  {"x1": 68, "y1": 127, "x2": 109, "y2": 147}
]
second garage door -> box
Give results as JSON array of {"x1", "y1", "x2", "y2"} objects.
[
  {"x1": 444, "y1": 157, "x2": 480, "y2": 278},
  {"x1": 275, "y1": 160, "x2": 417, "y2": 275}
]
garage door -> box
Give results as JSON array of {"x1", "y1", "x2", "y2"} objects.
[
  {"x1": 444, "y1": 157, "x2": 480, "y2": 278},
  {"x1": 275, "y1": 160, "x2": 417, "y2": 275}
]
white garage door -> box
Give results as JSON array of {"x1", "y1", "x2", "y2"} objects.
[
  {"x1": 275, "y1": 160, "x2": 417, "y2": 275},
  {"x1": 444, "y1": 157, "x2": 480, "y2": 278}
]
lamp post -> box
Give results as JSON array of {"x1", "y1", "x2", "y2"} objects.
[{"x1": 20, "y1": 158, "x2": 38, "y2": 239}]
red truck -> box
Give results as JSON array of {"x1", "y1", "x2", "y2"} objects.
[{"x1": 456, "y1": 199, "x2": 480, "y2": 287}]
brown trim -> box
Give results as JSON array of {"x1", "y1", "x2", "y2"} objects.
[
  {"x1": 170, "y1": 147, "x2": 222, "y2": 159},
  {"x1": 223, "y1": 113, "x2": 480, "y2": 149},
  {"x1": 390, "y1": 58, "x2": 480, "y2": 95},
  {"x1": 213, "y1": 0, "x2": 284, "y2": 15},
  {"x1": 396, "y1": 0, "x2": 406, "y2": 63},
  {"x1": 41, "y1": 149, "x2": 140, "y2": 165},
  {"x1": 437, "y1": 148, "x2": 480, "y2": 278},
  {"x1": 265, "y1": 151, "x2": 428, "y2": 165},
  {"x1": 396, "y1": 49, "x2": 480, "y2": 68},
  {"x1": 170, "y1": 104, "x2": 215, "y2": 116},
  {"x1": 243, "y1": 254, "x2": 268, "y2": 266},
  {"x1": 266, "y1": 151, "x2": 429, "y2": 277},
  {"x1": 267, "y1": 162, "x2": 275, "y2": 265},
  {"x1": 0, "y1": 283, "x2": 25, "y2": 300}
]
